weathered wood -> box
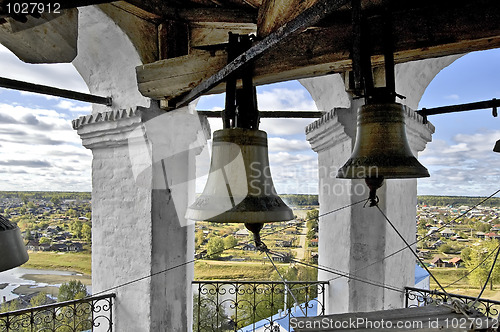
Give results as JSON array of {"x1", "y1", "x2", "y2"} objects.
[
  {"x1": 159, "y1": 20, "x2": 189, "y2": 59},
  {"x1": 137, "y1": 0, "x2": 500, "y2": 102},
  {"x1": 174, "y1": 0, "x2": 350, "y2": 107},
  {"x1": 0, "y1": 9, "x2": 78, "y2": 63},
  {"x1": 257, "y1": 0, "x2": 319, "y2": 37},
  {"x1": 190, "y1": 22, "x2": 256, "y2": 48},
  {"x1": 293, "y1": 305, "x2": 495, "y2": 331}
]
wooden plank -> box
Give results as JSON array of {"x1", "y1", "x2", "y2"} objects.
[
  {"x1": 190, "y1": 22, "x2": 256, "y2": 48},
  {"x1": 293, "y1": 305, "x2": 495, "y2": 331},
  {"x1": 0, "y1": 9, "x2": 78, "y2": 63},
  {"x1": 173, "y1": 0, "x2": 351, "y2": 107},
  {"x1": 257, "y1": 0, "x2": 319, "y2": 37},
  {"x1": 136, "y1": 0, "x2": 500, "y2": 102}
]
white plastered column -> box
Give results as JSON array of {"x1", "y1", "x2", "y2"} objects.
[
  {"x1": 68, "y1": 6, "x2": 209, "y2": 331},
  {"x1": 299, "y1": 55, "x2": 457, "y2": 313},
  {"x1": 73, "y1": 106, "x2": 209, "y2": 331}
]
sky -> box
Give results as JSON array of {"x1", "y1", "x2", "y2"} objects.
[{"x1": 0, "y1": 43, "x2": 499, "y2": 196}]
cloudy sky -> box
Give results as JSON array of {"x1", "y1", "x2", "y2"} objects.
[{"x1": 0, "y1": 43, "x2": 499, "y2": 196}]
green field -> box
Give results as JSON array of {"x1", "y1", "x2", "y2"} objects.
[
  {"x1": 429, "y1": 268, "x2": 500, "y2": 301},
  {"x1": 23, "y1": 252, "x2": 92, "y2": 275}
]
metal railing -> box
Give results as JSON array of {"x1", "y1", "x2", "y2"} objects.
[
  {"x1": 193, "y1": 280, "x2": 327, "y2": 332},
  {"x1": 0, "y1": 294, "x2": 115, "y2": 332},
  {"x1": 405, "y1": 286, "x2": 500, "y2": 318}
]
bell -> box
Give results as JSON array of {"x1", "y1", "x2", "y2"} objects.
[
  {"x1": 338, "y1": 103, "x2": 429, "y2": 179},
  {"x1": 0, "y1": 214, "x2": 29, "y2": 272},
  {"x1": 494, "y1": 139, "x2": 500, "y2": 153},
  {"x1": 186, "y1": 128, "x2": 293, "y2": 224}
]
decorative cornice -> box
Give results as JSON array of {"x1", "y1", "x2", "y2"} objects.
[
  {"x1": 305, "y1": 108, "x2": 353, "y2": 153},
  {"x1": 72, "y1": 108, "x2": 141, "y2": 130},
  {"x1": 305, "y1": 104, "x2": 435, "y2": 154}
]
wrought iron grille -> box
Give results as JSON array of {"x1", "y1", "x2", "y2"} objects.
[
  {"x1": 0, "y1": 294, "x2": 115, "y2": 332},
  {"x1": 193, "y1": 280, "x2": 327, "y2": 332},
  {"x1": 405, "y1": 286, "x2": 500, "y2": 318}
]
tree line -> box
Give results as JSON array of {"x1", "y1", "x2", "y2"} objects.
[{"x1": 418, "y1": 195, "x2": 500, "y2": 207}]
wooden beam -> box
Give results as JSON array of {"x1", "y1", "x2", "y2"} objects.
[
  {"x1": 174, "y1": 0, "x2": 351, "y2": 107},
  {"x1": 190, "y1": 22, "x2": 256, "y2": 48},
  {"x1": 257, "y1": 0, "x2": 319, "y2": 37},
  {"x1": 137, "y1": 0, "x2": 500, "y2": 102},
  {"x1": 0, "y1": 9, "x2": 78, "y2": 63}
]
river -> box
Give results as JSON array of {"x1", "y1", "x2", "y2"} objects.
[{"x1": 0, "y1": 267, "x2": 92, "y2": 303}]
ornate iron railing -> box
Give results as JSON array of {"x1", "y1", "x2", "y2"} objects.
[
  {"x1": 0, "y1": 294, "x2": 115, "y2": 332},
  {"x1": 405, "y1": 286, "x2": 500, "y2": 318},
  {"x1": 193, "y1": 280, "x2": 327, "y2": 332}
]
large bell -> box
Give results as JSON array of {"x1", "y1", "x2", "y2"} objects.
[
  {"x1": 494, "y1": 139, "x2": 500, "y2": 153},
  {"x1": 338, "y1": 103, "x2": 429, "y2": 179},
  {"x1": 186, "y1": 128, "x2": 293, "y2": 224},
  {"x1": 0, "y1": 214, "x2": 29, "y2": 272}
]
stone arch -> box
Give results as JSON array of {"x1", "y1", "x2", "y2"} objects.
[
  {"x1": 72, "y1": 6, "x2": 150, "y2": 114},
  {"x1": 299, "y1": 55, "x2": 462, "y2": 112}
]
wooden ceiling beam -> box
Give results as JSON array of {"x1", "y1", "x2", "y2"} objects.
[
  {"x1": 257, "y1": 0, "x2": 320, "y2": 37},
  {"x1": 137, "y1": 0, "x2": 500, "y2": 103}
]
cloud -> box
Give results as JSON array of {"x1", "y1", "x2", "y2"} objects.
[
  {"x1": 268, "y1": 137, "x2": 310, "y2": 152},
  {"x1": 56, "y1": 100, "x2": 92, "y2": 113},
  {"x1": 418, "y1": 129, "x2": 500, "y2": 196},
  {"x1": 0, "y1": 44, "x2": 88, "y2": 93},
  {"x1": 258, "y1": 88, "x2": 317, "y2": 111},
  {"x1": 444, "y1": 94, "x2": 460, "y2": 100},
  {"x1": 0, "y1": 160, "x2": 52, "y2": 167},
  {"x1": 0, "y1": 100, "x2": 91, "y2": 191}
]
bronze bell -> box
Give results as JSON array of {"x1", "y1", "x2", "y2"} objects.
[
  {"x1": 186, "y1": 128, "x2": 293, "y2": 224},
  {"x1": 0, "y1": 214, "x2": 29, "y2": 272},
  {"x1": 494, "y1": 139, "x2": 500, "y2": 153},
  {"x1": 337, "y1": 103, "x2": 429, "y2": 179}
]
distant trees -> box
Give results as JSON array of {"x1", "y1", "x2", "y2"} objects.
[
  {"x1": 206, "y1": 237, "x2": 225, "y2": 259},
  {"x1": 39, "y1": 237, "x2": 51, "y2": 245},
  {"x1": 418, "y1": 195, "x2": 500, "y2": 208},
  {"x1": 281, "y1": 194, "x2": 319, "y2": 207},
  {"x1": 463, "y1": 240, "x2": 500, "y2": 290},
  {"x1": 58, "y1": 280, "x2": 88, "y2": 302},
  {"x1": 81, "y1": 224, "x2": 91, "y2": 243},
  {"x1": 223, "y1": 235, "x2": 238, "y2": 249},
  {"x1": 306, "y1": 209, "x2": 319, "y2": 240}
]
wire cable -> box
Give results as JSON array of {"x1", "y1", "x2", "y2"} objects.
[
  {"x1": 268, "y1": 250, "x2": 403, "y2": 294},
  {"x1": 470, "y1": 244, "x2": 500, "y2": 308},
  {"x1": 376, "y1": 205, "x2": 450, "y2": 297},
  {"x1": 444, "y1": 243, "x2": 500, "y2": 288},
  {"x1": 88, "y1": 198, "x2": 368, "y2": 298},
  {"x1": 328, "y1": 189, "x2": 500, "y2": 283},
  {"x1": 264, "y1": 250, "x2": 306, "y2": 316}
]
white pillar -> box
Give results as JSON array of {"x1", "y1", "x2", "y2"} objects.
[
  {"x1": 305, "y1": 93, "x2": 434, "y2": 313},
  {"x1": 73, "y1": 105, "x2": 209, "y2": 331}
]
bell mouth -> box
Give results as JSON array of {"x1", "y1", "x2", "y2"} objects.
[
  {"x1": 0, "y1": 215, "x2": 29, "y2": 272},
  {"x1": 186, "y1": 128, "x2": 293, "y2": 223}
]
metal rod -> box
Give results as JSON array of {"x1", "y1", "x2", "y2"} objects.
[
  {"x1": 0, "y1": 77, "x2": 112, "y2": 106},
  {"x1": 417, "y1": 98, "x2": 500, "y2": 117},
  {"x1": 174, "y1": 0, "x2": 350, "y2": 108},
  {"x1": 197, "y1": 110, "x2": 323, "y2": 118}
]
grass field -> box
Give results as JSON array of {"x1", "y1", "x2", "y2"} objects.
[
  {"x1": 23, "y1": 252, "x2": 91, "y2": 275},
  {"x1": 429, "y1": 268, "x2": 500, "y2": 301}
]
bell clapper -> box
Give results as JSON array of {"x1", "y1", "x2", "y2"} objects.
[
  {"x1": 244, "y1": 223, "x2": 268, "y2": 251},
  {"x1": 365, "y1": 177, "x2": 384, "y2": 207}
]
